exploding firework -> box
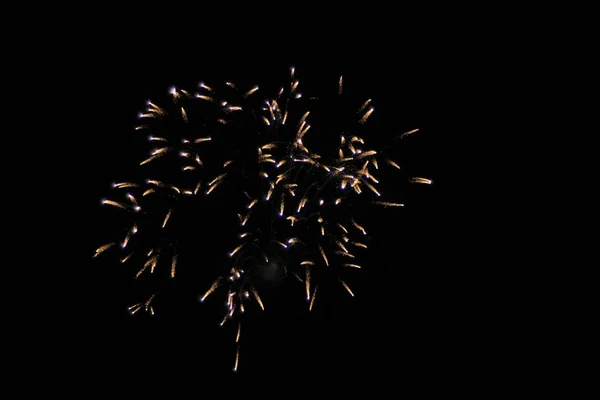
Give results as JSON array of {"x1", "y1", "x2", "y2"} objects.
[{"x1": 93, "y1": 66, "x2": 432, "y2": 371}]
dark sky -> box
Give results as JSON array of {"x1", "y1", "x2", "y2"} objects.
[{"x1": 72, "y1": 63, "x2": 487, "y2": 397}]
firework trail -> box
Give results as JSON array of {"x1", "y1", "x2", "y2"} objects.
[{"x1": 93, "y1": 66, "x2": 431, "y2": 371}]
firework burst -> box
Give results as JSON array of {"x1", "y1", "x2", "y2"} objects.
[{"x1": 93, "y1": 66, "x2": 432, "y2": 371}]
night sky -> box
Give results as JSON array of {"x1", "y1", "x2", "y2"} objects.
[{"x1": 71, "y1": 63, "x2": 488, "y2": 397}]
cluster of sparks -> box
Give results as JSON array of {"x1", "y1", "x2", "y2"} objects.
[{"x1": 93, "y1": 66, "x2": 431, "y2": 372}]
